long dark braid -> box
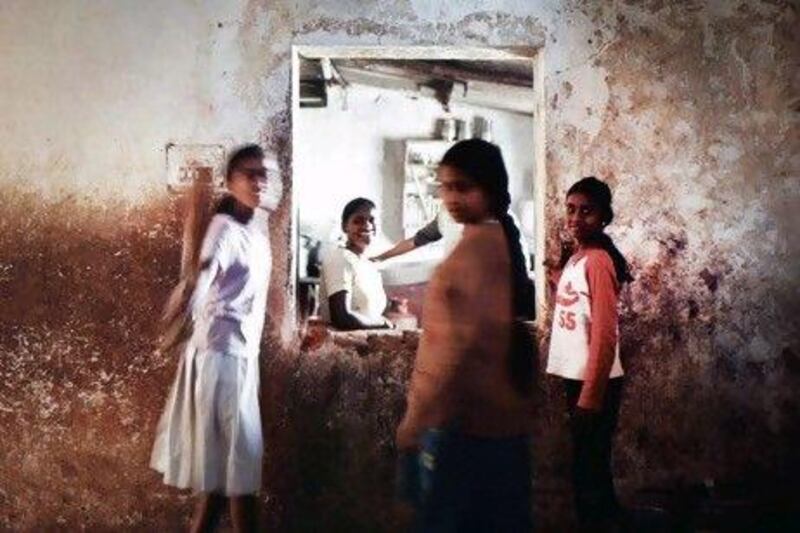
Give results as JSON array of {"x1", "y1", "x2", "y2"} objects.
[
  {"x1": 440, "y1": 139, "x2": 536, "y2": 395},
  {"x1": 498, "y1": 212, "x2": 536, "y2": 320},
  {"x1": 499, "y1": 210, "x2": 537, "y2": 396}
]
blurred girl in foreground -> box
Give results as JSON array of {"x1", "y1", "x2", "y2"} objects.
[
  {"x1": 396, "y1": 139, "x2": 536, "y2": 532},
  {"x1": 151, "y1": 144, "x2": 281, "y2": 532}
]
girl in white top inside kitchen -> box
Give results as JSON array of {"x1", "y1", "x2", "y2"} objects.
[
  {"x1": 546, "y1": 176, "x2": 633, "y2": 532},
  {"x1": 319, "y1": 197, "x2": 392, "y2": 330},
  {"x1": 151, "y1": 144, "x2": 281, "y2": 533}
]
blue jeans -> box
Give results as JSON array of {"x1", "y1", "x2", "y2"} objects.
[{"x1": 399, "y1": 429, "x2": 533, "y2": 532}]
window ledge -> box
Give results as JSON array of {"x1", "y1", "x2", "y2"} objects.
[{"x1": 302, "y1": 325, "x2": 421, "y2": 355}]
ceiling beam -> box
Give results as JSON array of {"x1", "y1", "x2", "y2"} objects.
[
  {"x1": 336, "y1": 58, "x2": 533, "y2": 88},
  {"x1": 333, "y1": 65, "x2": 533, "y2": 115}
]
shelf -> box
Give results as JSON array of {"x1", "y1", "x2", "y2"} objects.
[{"x1": 403, "y1": 139, "x2": 454, "y2": 233}]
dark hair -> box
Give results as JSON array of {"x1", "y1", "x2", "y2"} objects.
[
  {"x1": 215, "y1": 194, "x2": 250, "y2": 222},
  {"x1": 566, "y1": 176, "x2": 633, "y2": 284},
  {"x1": 225, "y1": 143, "x2": 265, "y2": 182},
  {"x1": 440, "y1": 139, "x2": 536, "y2": 395},
  {"x1": 341, "y1": 197, "x2": 376, "y2": 229}
]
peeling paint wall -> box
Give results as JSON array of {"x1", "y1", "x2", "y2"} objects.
[{"x1": 0, "y1": 0, "x2": 798, "y2": 530}]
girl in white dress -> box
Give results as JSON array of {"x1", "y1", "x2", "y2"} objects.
[{"x1": 151, "y1": 144, "x2": 280, "y2": 532}]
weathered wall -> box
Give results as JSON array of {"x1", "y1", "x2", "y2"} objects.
[{"x1": 1, "y1": 0, "x2": 798, "y2": 530}]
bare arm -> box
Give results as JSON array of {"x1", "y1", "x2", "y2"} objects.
[
  {"x1": 371, "y1": 238, "x2": 417, "y2": 262},
  {"x1": 328, "y1": 291, "x2": 391, "y2": 330},
  {"x1": 373, "y1": 217, "x2": 442, "y2": 262}
]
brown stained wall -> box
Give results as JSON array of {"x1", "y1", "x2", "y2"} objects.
[
  {"x1": 0, "y1": 0, "x2": 798, "y2": 530},
  {"x1": 0, "y1": 187, "x2": 186, "y2": 527}
]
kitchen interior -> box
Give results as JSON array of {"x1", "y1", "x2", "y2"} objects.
[{"x1": 293, "y1": 54, "x2": 536, "y2": 323}]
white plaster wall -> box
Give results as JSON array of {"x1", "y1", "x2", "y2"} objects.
[
  {"x1": 0, "y1": 0, "x2": 262, "y2": 202},
  {"x1": 294, "y1": 82, "x2": 534, "y2": 244}
]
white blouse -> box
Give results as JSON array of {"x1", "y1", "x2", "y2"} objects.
[
  {"x1": 318, "y1": 245, "x2": 387, "y2": 324},
  {"x1": 190, "y1": 212, "x2": 270, "y2": 358}
]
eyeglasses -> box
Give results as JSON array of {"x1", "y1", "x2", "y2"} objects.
[{"x1": 235, "y1": 167, "x2": 269, "y2": 180}]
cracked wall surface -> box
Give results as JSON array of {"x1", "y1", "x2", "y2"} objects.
[{"x1": 0, "y1": 0, "x2": 797, "y2": 529}]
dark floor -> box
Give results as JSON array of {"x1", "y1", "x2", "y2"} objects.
[{"x1": 616, "y1": 480, "x2": 799, "y2": 533}]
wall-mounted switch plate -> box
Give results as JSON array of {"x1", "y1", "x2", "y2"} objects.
[{"x1": 165, "y1": 143, "x2": 226, "y2": 192}]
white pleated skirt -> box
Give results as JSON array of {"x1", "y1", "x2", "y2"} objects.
[{"x1": 150, "y1": 339, "x2": 263, "y2": 496}]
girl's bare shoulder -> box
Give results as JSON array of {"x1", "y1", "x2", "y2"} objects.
[
  {"x1": 460, "y1": 222, "x2": 505, "y2": 250},
  {"x1": 442, "y1": 224, "x2": 508, "y2": 279}
]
